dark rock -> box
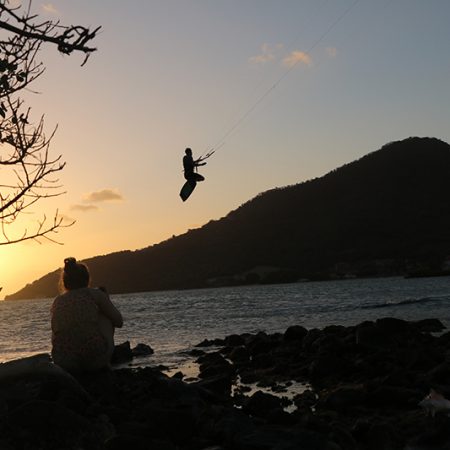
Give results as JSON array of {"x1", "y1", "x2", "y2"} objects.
[
  {"x1": 196, "y1": 338, "x2": 225, "y2": 347},
  {"x1": 251, "y1": 352, "x2": 275, "y2": 369},
  {"x1": 138, "y1": 404, "x2": 197, "y2": 445},
  {"x1": 425, "y1": 362, "x2": 450, "y2": 384},
  {"x1": 238, "y1": 428, "x2": 340, "y2": 450},
  {"x1": 408, "y1": 417, "x2": 450, "y2": 450},
  {"x1": 293, "y1": 390, "x2": 317, "y2": 411},
  {"x1": 320, "y1": 384, "x2": 366, "y2": 410},
  {"x1": 171, "y1": 371, "x2": 184, "y2": 379},
  {"x1": 376, "y1": 317, "x2": 411, "y2": 333},
  {"x1": 105, "y1": 435, "x2": 177, "y2": 450},
  {"x1": 310, "y1": 333, "x2": 344, "y2": 354},
  {"x1": 188, "y1": 348, "x2": 206, "y2": 357},
  {"x1": 302, "y1": 328, "x2": 322, "y2": 350},
  {"x1": 117, "y1": 420, "x2": 153, "y2": 437},
  {"x1": 7, "y1": 400, "x2": 91, "y2": 446},
  {"x1": 195, "y1": 374, "x2": 232, "y2": 396},
  {"x1": 224, "y1": 334, "x2": 246, "y2": 347},
  {"x1": 356, "y1": 323, "x2": 395, "y2": 348},
  {"x1": 284, "y1": 325, "x2": 308, "y2": 342},
  {"x1": 111, "y1": 341, "x2": 133, "y2": 364},
  {"x1": 308, "y1": 354, "x2": 348, "y2": 381},
  {"x1": 246, "y1": 332, "x2": 274, "y2": 356},
  {"x1": 366, "y1": 423, "x2": 397, "y2": 450},
  {"x1": 323, "y1": 324, "x2": 348, "y2": 336},
  {"x1": 131, "y1": 343, "x2": 154, "y2": 357},
  {"x1": 351, "y1": 418, "x2": 371, "y2": 441},
  {"x1": 243, "y1": 390, "x2": 283, "y2": 419},
  {"x1": 413, "y1": 318, "x2": 445, "y2": 333},
  {"x1": 228, "y1": 345, "x2": 250, "y2": 363},
  {"x1": 366, "y1": 385, "x2": 422, "y2": 408},
  {"x1": 331, "y1": 424, "x2": 358, "y2": 450},
  {"x1": 212, "y1": 408, "x2": 257, "y2": 444},
  {"x1": 198, "y1": 352, "x2": 234, "y2": 379}
]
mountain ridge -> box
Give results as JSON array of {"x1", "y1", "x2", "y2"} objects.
[{"x1": 6, "y1": 136, "x2": 450, "y2": 300}]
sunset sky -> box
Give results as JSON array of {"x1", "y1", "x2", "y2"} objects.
[{"x1": 1, "y1": 0, "x2": 450, "y2": 298}]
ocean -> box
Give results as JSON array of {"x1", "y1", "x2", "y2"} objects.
[{"x1": 1, "y1": 276, "x2": 449, "y2": 373}]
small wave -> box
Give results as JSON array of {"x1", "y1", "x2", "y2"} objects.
[{"x1": 361, "y1": 295, "x2": 450, "y2": 310}]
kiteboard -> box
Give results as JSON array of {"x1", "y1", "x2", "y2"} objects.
[{"x1": 180, "y1": 180, "x2": 197, "y2": 202}]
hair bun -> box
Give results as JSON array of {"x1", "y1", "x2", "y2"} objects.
[{"x1": 64, "y1": 257, "x2": 77, "y2": 268}]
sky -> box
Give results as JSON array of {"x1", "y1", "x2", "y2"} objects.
[{"x1": 1, "y1": 0, "x2": 450, "y2": 298}]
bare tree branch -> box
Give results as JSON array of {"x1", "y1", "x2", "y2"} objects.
[{"x1": 0, "y1": 0, "x2": 98, "y2": 245}]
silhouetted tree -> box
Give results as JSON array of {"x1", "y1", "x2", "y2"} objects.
[{"x1": 0, "y1": 0, "x2": 99, "y2": 244}]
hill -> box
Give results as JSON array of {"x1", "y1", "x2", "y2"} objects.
[{"x1": 6, "y1": 136, "x2": 450, "y2": 300}]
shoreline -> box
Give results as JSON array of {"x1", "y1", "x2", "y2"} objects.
[{"x1": 1, "y1": 316, "x2": 450, "y2": 449}]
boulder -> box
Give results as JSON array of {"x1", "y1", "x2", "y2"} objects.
[
  {"x1": 320, "y1": 384, "x2": 366, "y2": 410},
  {"x1": 131, "y1": 343, "x2": 154, "y2": 357},
  {"x1": 412, "y1": 318, "x2": 445, "y2": 333},
  {"x1": 243, "y1": 391, "x2": 283, "y2": 419},
  {"x1": 283, "y1": 325, "x2": 308, "y2": 342},
  {"x1": 111, "y1": 341, "x2": 133, "y2": 364},
  {"x1": 224, "y1": 334, "x2": 246, "y2": 347}
]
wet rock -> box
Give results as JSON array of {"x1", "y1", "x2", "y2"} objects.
[
  {"x1": 171, "y1": 371, "x2": 184, "y2": 380},
  {"x1": 196, "y1": 338, "x2": 225, "y2": 347},
  {"x1": 111, "y1": 341, "x2": 133, "y2": 364},
  {"x1": 131, "y1": 343, "x2": 154, "y2": 357},
  {"x1": 195, "y1": 373, "x2": 232, "y2": 396},
  {"x1": 198, "y1": 352, "x2": 234, "y2": 379}
]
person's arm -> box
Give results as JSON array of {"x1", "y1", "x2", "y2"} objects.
[
  {"x1": 93, "y1": 289, "x2": 123, "y2": 328},
  {"x1": 195, "y1": 159, "x2": 207, "y2": 167}
]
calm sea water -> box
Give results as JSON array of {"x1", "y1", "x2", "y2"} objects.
[{"x1": 1, "y1": 276, "x2": 449, "y2": 371}]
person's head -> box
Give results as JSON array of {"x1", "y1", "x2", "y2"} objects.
[
  {"x1": 185, "y1": 148, "x2": 192, "y2": 156},
  {"x1": 60, "y1": 257, "x2": 90, "y2": 291}
]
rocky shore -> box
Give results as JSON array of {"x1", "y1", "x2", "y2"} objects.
[{"x1": 1, "y1": 317, "x2": 450, "y2": 449}]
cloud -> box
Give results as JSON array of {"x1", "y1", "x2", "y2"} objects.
[
  {"x1": 326, "y1": 47, "x2": 338, "y2": 58},
  {"x1": 82, "y1": 188, "x2": 124, "y2": 203},
  {"x1": 282, "y1": 51, "x2": 312, "y2": 68},
  {"x1": 41, "y1": 3, "x2": 59, "y2": 15},
  {"x1": 70, "y1": 204, "x2": 99, "y2": 212},
  {"x1": 249, "y1": 43, "x2": 282, "y2": 65}
]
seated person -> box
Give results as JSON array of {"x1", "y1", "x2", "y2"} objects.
[{"x1": 51, "y1": 257, "x2": 123, "y2": 372}]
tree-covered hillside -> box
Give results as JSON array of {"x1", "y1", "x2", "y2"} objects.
[{"x1": 7, "y1": 137, "x2": 450, "y2": 300}]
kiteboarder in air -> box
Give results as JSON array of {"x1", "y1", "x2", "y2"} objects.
[
  {"x1": 180, "y1": 147, "x2": 211, "y2": 201},
  {"x1": 183, "y1": 148, "x2": 206, "y2": 183}
]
